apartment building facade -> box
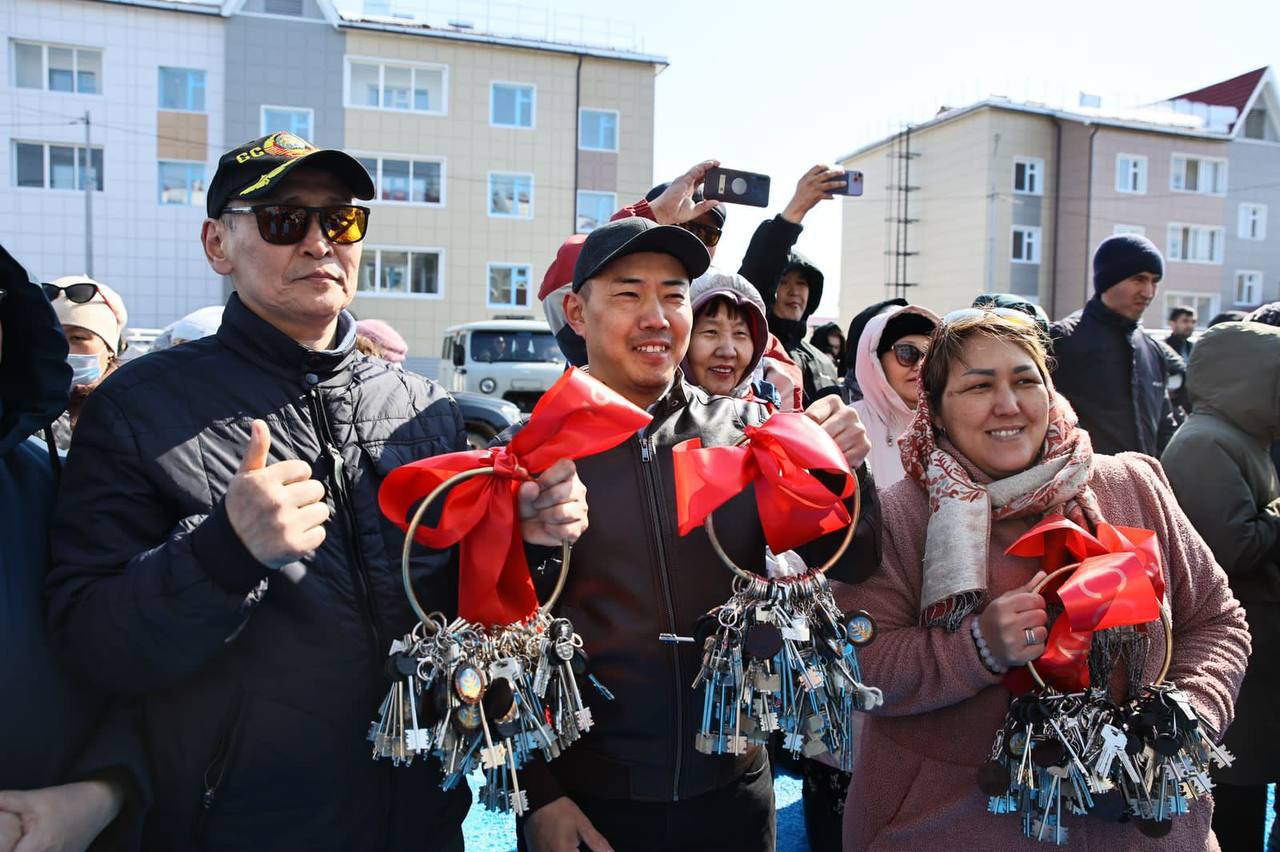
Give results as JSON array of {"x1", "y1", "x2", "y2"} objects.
[
  {"x1": 838, "y1": 67, "x2": 1280, "y2": 329},
  {"x1": 1, "y1": 0, "x2": 664, "y2": 360}
]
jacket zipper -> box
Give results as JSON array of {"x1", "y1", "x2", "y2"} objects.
[
  {"x1": 308, "y1": 388, "x2": 384, "y2": 652},
  {"x1": 638, "y1": 433, "x2": 684, "y2": 800}
]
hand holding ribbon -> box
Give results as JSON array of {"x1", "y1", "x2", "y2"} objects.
[
  {"x1": 672, "y1": 412, "x2": 856, "y2": 555},
  {"x1": 379, "y1": 368, "x2": 651, "y2": 626}
]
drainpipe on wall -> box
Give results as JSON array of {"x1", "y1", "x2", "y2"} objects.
[
  {"x1": 984, "y1": 132, "x2": 1001, "y2": 293},
  {"x1": 1083, "y1": 124, "x2": 1099, "y2": 308},
  {"x1": 573, "y1": 55, "x2": 583, "y2": 234},
  {"x1": 1049, "y1": 116, "x2": 1062, "y2": 319}
]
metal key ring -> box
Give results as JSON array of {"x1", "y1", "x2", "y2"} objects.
[
  {"x1": 1025, "y1": 564, "x2": 1173, "y2": 690},
  {"x1": 399, "y1": 466, "x2": 572, "y2": 631},
  {"x1": 703, "y1": 455, "x2": 861, "y2": 582}
]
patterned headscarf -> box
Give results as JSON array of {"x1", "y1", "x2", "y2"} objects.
[{"x1": 899, "y1": 377, "x2": 1103, "y2": 629}]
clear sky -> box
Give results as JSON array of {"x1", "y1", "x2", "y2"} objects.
[{"x1": 341, "y1": 0, "x2": 1280, "y2": 321}]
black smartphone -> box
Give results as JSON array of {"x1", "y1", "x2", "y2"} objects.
[
  {"x1": 831, "y1": 170, "x2": 864, "y2": 196},
  {"x1": 703, "y1": 167, "x2": 771, "y2": 207}
]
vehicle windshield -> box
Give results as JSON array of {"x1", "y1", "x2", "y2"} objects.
[{"x1": 470, "y1": 330, "x2": 563, "y2": 363}]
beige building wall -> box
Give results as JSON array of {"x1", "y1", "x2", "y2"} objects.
[
  {"x1": 984, "y1": 110, "x2": 1057, "y2": 302},
  {"x1": 341, "y1": 30, "x2": 656, "y2": 355}
]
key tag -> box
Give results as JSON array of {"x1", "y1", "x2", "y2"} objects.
[
  {"x1": 980, "y1": 554, "x2": 1184, "y2": 844},
  {"x1": 672, "y1": 412, "x2": 881, "y2": 772}
]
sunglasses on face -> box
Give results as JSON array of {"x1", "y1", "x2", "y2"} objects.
[
  {"x1": 679, "y1": 221, "x2": 722, "y2": 248},
  {"x1": 892, "y1": 342, "x2": 927, "y2": 368},
  {"x1": 43, "y1": 281, "x2": 103, "y2": 304},
  {"x1": 221, "y1": 204, "x2": 370, "y2": 246}
]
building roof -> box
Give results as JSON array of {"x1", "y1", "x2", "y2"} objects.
[{"x1": 1169, "y1": 66, "x2": 1268, "y2": 131}]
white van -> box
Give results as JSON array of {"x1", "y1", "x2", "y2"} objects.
[{"x1": 439, "y1": 319, "x2": 564, "y2": 411}]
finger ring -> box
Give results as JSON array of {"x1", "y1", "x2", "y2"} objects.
[{"x1": 1024, "y1": 627, "x2": 1038, "y2": 646}]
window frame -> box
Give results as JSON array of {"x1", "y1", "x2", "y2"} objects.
[
  {"x1": 575, "y1": 190, "x2": 617, "y2": 234},
  {"x1": 343, "y1": 56, "x2": 448, "y2": 116},
  {"x1": 1164, "y1": 292, "x2": 1219, "y2": 328},
  {"x1": 157, "y1": 66, "x2": 206, "y2": 113},
  {"x1": 1010, "y1": 225, "x2": 1042, "y2": 264},
  {"x1": 1169, "y1": 153, "x2": 1228, "y2": 196},
  {"x1": 259, "y1": 104, "x2": 315, "y2": 139},
  {"x1": 489, "y1": 81, "x2": 536, "y2": 130},
  {"x1": 1112, "y1": 224, "x2": 1146, "y2": 236},
  {"x1": 12, "y1": 140, "x2": 103, "y2": 191},
  {"x1": 11, "y1": 39, "x2": 102, "y2": 95},
  {"x1": 486, "y1": 262, "x2": 533, "y2": 310},
  {"x1": 1012, "y1": 156, "x2": 1043, "y2": 196},
  {"x1": 578, "y1": 107, "x2": 620, "y2": 153},
  {"x1": 157, "y1": 159, "x2": 206, "y2": 207},
  {"x1": 1238, "y1": 203, "x2": 1268, "y2": 241},
  {"x1": 1114, "y1": 153, "x2": 1148, "y2": 194},
  {"x1": 487, "y1": 171, "x2": 534, "y2": 219},
  {"x1": 1166, "y1": 222, "x2": 1226, "y2": 265},
  {"x1": 353, "y1": 151, "x2": 447, "y2": 208},
  {"x1": 356, "y1": 245, "x2": 446, "y2": 300},
  {"x1": 1234, "y1": 270, "x2": 1263, "y2": 306}
]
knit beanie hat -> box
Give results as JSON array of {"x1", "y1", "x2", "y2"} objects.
[
  {"x1": 49, "y1": 276, "x2": 127, "y2": 354},
  {"x1": 355, "y1": 319, "x2": 407, "y2": 363},
  {"x1": 876, "y1": 310, "x2": 937, "y2": 357},
  {"x1": 1092, "y1": 234, "x2": 1163, "y2": 294}
]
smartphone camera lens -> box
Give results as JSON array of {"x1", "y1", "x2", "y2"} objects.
[{"x1": 731, "y1": 177, "x2": 748, "y2": 195}]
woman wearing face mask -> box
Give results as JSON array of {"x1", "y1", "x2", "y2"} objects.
[
  {"x1": 841, "y1": 310, "x2": 1249, "y2": 850},
  {"x1": 45, "y1": 276, "x2": 127, "y2": 450},
  {"x1": 851, "y1": 305, "x2": 940, "y2": 488}
]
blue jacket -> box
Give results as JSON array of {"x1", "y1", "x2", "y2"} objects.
[
  {"x1": 0, "y1": 243, "x2": 146, "y2": 847},
  {"x1": 1050, "y1": 296, "x2": 1177, "y2": 457}
]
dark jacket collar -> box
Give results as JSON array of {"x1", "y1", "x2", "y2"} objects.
[
  {"x1": 1083, "y1": 295, "x2": 1139, "y2": 334},
  {"x1": 217, "y1": 293, "x2": 358, "y2": 386},
  {"x1": 767, "y1": 312, "x2": 808, "y2": 349}
]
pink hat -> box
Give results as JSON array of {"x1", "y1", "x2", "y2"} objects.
[{"x1": 356, "y1": 318, "x2": 407, "y2": 363}]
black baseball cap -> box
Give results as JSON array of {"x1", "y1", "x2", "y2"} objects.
[
  {"x1": 571, "y1": 217, "x2": 710, "y2": 292},
  {"x1": 645, "y1": 182, "x2": 726, "y2": 227},
  {"x1": 205, "y1": 131, "x2": 375, "y2": 218}
]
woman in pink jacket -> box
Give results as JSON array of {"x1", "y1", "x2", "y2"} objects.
[{"x1": 842, "y1": 310, "x2": 1249, "y2": 850}]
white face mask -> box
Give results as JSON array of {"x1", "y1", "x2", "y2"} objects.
[{"x1": 67, "y1": 352, "x2": 102, "y2": 386}]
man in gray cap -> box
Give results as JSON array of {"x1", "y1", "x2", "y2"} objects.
[{"x1": 47, "y1": 132, "x2": 587, "y2": 850}]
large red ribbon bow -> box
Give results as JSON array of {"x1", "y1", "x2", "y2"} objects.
[
  {"x1": 672, "y1": 412, "x2": 856, "y2": 554},
  {"x1": 379, "y1": 368, "x2": 651, "y2": 626},
  {"x1": 1005, "y1": 516, "x2": 1166, "y2": 691}
]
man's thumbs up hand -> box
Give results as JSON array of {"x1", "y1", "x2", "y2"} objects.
[{"x1": 226, "y1": 419, "x2": 330, "y2": 569}]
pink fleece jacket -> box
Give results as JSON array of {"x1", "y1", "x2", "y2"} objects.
[{"x1": 841, "y1": 452, "x2": 1250, "y2": 851}]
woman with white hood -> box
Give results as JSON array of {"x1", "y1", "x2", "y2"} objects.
[{"x1": 852, "y1": 304, "x2": 940, "y2": 487}]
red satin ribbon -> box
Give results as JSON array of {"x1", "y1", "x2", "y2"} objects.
[
  {"x1": 672, "y1": 412, "x2": 856, "y2": 555},
  {"x1": 1005, "y1": 516, "x2": 1164, "y2": 691},
  {"x1": 378, "y1": 368, "x2": 651, "y2": 626}
]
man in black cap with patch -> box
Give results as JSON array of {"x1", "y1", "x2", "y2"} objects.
[
  {"x1": 46, "y1": 132, "x2": 588, "y2": 850},
  {"x1": 1050, "y1": 233, "x2": 1179, "y2": 456},
  {"x1": 517, "y1": 217, "x2": 878, "y2": 852}
]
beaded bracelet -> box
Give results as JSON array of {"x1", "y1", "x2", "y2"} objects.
[{"x1": 970, "y1": 616, "x2": 1008, "y2": 674}]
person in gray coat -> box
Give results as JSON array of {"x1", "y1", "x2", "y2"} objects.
[{"x1": 1160, "y1": 321, "x2": 1280, "y2": 851}]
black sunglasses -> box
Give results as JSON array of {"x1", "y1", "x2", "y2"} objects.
[
  {"x1": 43, "y1": 281, "x2": 102, "y2": 304},
  {"x1": 221, "y1": 204, "x2": 370, "y2": 246},
  {"x1": 892, "y1": 342, "x2": 927, "y2": 368},
  {"x1": 679, "y1": 221, "x2": 722, "y2": 248}
]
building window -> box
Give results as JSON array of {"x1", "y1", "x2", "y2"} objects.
[
  {"x1": 579, "y1": 109, "x2": 619, "y2": 152},
  {"x1": 1115, "y1": 154, "x2": 1147, "y2": 194},
  {"x1": 1012, "y1": 157, "x2": 1042, "y2": 195},
  {"x1": 1170, "y1": 154, "x2": 1227, "y2": 195},
  {"x1": 488, "y1": 172, "x2": 533, "y2": 218},
  {"x1": 355, "y1": 154, "x2": 443, "y2": 205},
  {"x1": 576, "y1": 191, "x2": 616, "y2": 233},
  {"x1": 13, "y1": 141, "x2": 102, "y2": 190},
  {"x1": 1167, "y1": 224, "x2": 1225, "y2": 264},
  {"x1": 490, "y1": 82, "x2": 534, "y2": 128},
  {"x1": 158, "y1": 161, "x2": 205, "y2": 206},
  {"x1": 1234, "y1": 271, "x2": 1262, "y2": 306},
  {"x1": 12, "y1": 40, "x2": 101, "y2": 94},
  {"x1": 1238, "y1": 203, "x2": 1267, "y2": 241},
  {"x1": 261, "y1": 105, "x2": 313, "y2": 140},
  {"x1": 264, "y1": 0, "x2": 303, "y2": 14},
  {"x1": 158, "y1": 67, "x2": 206, "y2": 111},
  {"x1": 1244, "y1": 109, "x2": 1268, "y2": 140},
  {"x1": 1113, "y1": 224, "x2": 1146, "y2": 236},
  {"x1": 1165, "y1": 292, "x2": 1218, "y2": 326},
  {"x1": 487, "y1": 263, "x2": 531, "y2": 308},
  {"x1": 345, "y1": 58, "x2": 447, "y2": 115},
  {"x1": 357, "y1": 247, "x2": 443, "y2": 297},
  {"x1": 1011, "y1": 226, "x2": 1041, "y2": 264}
]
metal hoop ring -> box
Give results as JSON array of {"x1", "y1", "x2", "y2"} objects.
[
  {"x1": 1025, "y1": 564, "x2": 1173, "y2": 690},
  {"x1": 399, "y1": 466, "x2": 572, "y2": 630}
]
